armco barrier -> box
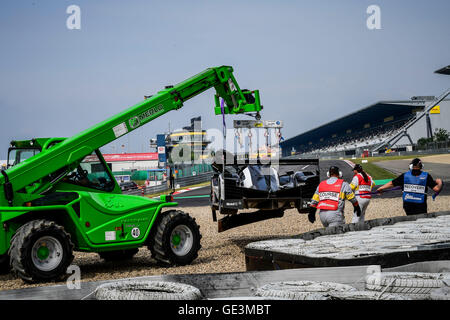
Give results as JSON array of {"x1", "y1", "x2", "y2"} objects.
[
  {"x1": 123, "y1": 172, "x2": 213, "y2": 196},
  {"x1": 175, "y1": 172, "x2": 214, "y2": 188}
]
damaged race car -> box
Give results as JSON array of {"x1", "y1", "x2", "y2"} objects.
[{"x1": 210, "y1": 152, "x2": 319, "y2": 232}]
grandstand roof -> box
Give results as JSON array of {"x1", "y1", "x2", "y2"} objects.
[{"x1": 280, "y1": 100, "x2": 427, "y2": 152}]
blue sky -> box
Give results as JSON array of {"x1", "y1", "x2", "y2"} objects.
[{"x1": 0, "y1": 0, "x2": 449, "y2": 159}]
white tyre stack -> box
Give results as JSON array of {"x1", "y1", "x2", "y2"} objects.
[
  {"x1": 365, "y1": 272, "x2": 450, "y2": 300},
  {"x1": 95, "y1": 280, "x2": 204, "y2": 300},
  {"x1": 254, "y1": 281, "x2": 358, "y2": 300}
]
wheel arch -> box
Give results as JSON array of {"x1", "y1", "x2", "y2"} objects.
[{"x1": 144, "y1": 203, "x2": 178, "y2": 247}]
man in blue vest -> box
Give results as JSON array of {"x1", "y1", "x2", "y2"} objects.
[{"x1": 377, "y1": 158, "x2": 443, "y2": 215}]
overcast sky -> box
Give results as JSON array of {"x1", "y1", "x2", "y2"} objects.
[{"x1": 0, "y1": 0, "x2": 449, "y2": 160}]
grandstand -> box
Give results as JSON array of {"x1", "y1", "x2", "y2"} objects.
[{"x1": 280, "y1": 97, "x2": 450, "y2": 157}]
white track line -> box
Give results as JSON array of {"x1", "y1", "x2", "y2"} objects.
[
  {"x1": 173, "y1": 186, "x2": 205, "y2": 195},
  {"x1": 343, "y1": 160, "x2": 356, "y2": 169}
]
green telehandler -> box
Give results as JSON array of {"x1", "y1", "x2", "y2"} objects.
[{"x1": 0, "y1": 66, "x2": 263, "y2": 282}]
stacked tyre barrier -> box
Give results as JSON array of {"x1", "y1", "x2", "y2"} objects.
[
  {"x1": 95, "y1": 280, "x2": 204, "y2": 300},
  {"x1": 253, "y1": 276, "x2": 450, "y2": 300},
  {"x1": 245, "y1": 212, "x2": 450, "y2": 270},
  {"x1": 364, "y1": 272, "x2": 450, "y2": 300},
  {"x1": 94, "y1": 278, "x2": 450, "y2": 300},
  {"x1": 252, "y1": 280, "x2": 410, "y2": 300}
]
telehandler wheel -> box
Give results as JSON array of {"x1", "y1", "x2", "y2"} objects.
[
  {"x1": 98, "y1": 248, "x2": 139, "y2": 262},
  {"x1": 0, "y1": 254, "x2": 10, "y2": 274},
  {"x1": 150, "y1": 210, "x2": 201, "y2": 266},
  {"x1": 9, "y1": 220, "x2": 74, "y2": 283}
]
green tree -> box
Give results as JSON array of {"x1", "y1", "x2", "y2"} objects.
[
  {"x1": 417, "y1": 137, "x2": 433, "y2": 146},
  {"x1": 434, "y1": 128, "x2": 449, "y2": 142}
]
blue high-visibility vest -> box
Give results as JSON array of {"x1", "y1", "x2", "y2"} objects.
[{"x1": 403, "y1": 171, "x2": 428, "y2": 204}]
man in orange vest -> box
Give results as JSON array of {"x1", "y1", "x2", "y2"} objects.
[
  {"x1": 308, "y1": 166, "x2": 361, "y2": 227},
  {"x1": 350, "y1": 164, "x2": 375, "y2": 223}
]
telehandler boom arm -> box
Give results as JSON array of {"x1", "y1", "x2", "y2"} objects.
[{"x1": 0, "y1": 66, "x2": 262, "y2": 206}]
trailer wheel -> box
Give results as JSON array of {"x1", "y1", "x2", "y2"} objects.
[
  {"x1": 150, "y1": 210, "x2": 201, "y2": 266},
  {"x1": 98, "y1": 248, "x2": 139, "y2": 262},
  {"x1": 0, "y1": 254, "x2": 10, "y2": 274},
  {"x1": 9, "y1": 220, "x2": 74, "y2": 283}
]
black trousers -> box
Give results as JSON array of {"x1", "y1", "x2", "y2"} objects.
[{"x1": 403, "y1": 202, "x2": 427, "y2": 216}]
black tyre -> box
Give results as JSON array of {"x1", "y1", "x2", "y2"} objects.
[
  {"x1": 150, "y1": 210, "x2": 201, "y2": 266},
  {"x1": 0, "y1": 254, "x2": 10, "y2": 274},
  {"x1": 98, "y1": 249, "x2": 139, "y2": 262},
  {"x1": 9, "y1": 220, "x2": 74, "y2": 283}
]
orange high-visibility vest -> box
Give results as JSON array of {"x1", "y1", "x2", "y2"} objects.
[
  {"x1": 355, "y1": 173, "x2": 373, "y2": 199},
  {"x1": 317, "y1": 179, "x2": 343, "y2": 210}
]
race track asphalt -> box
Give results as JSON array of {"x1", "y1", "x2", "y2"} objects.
[{"x1": 375, "y1": 159, "x2": 450, "y2": 182}]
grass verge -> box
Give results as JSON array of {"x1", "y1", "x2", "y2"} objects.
[
  {"x1": 349, "y1": 158, "x2": 397, "y2": 180},
  {"x1": 348, "y1": 153, "x2": 440, "y2": 180}
]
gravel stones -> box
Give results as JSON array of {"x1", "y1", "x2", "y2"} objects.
[{"x1": 1, "y1": 195, "x2": 450, "y2": 291}]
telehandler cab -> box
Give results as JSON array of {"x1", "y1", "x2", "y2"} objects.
[{"x1": 0, "y1": 66, "x2": 263, "y2": 282}]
